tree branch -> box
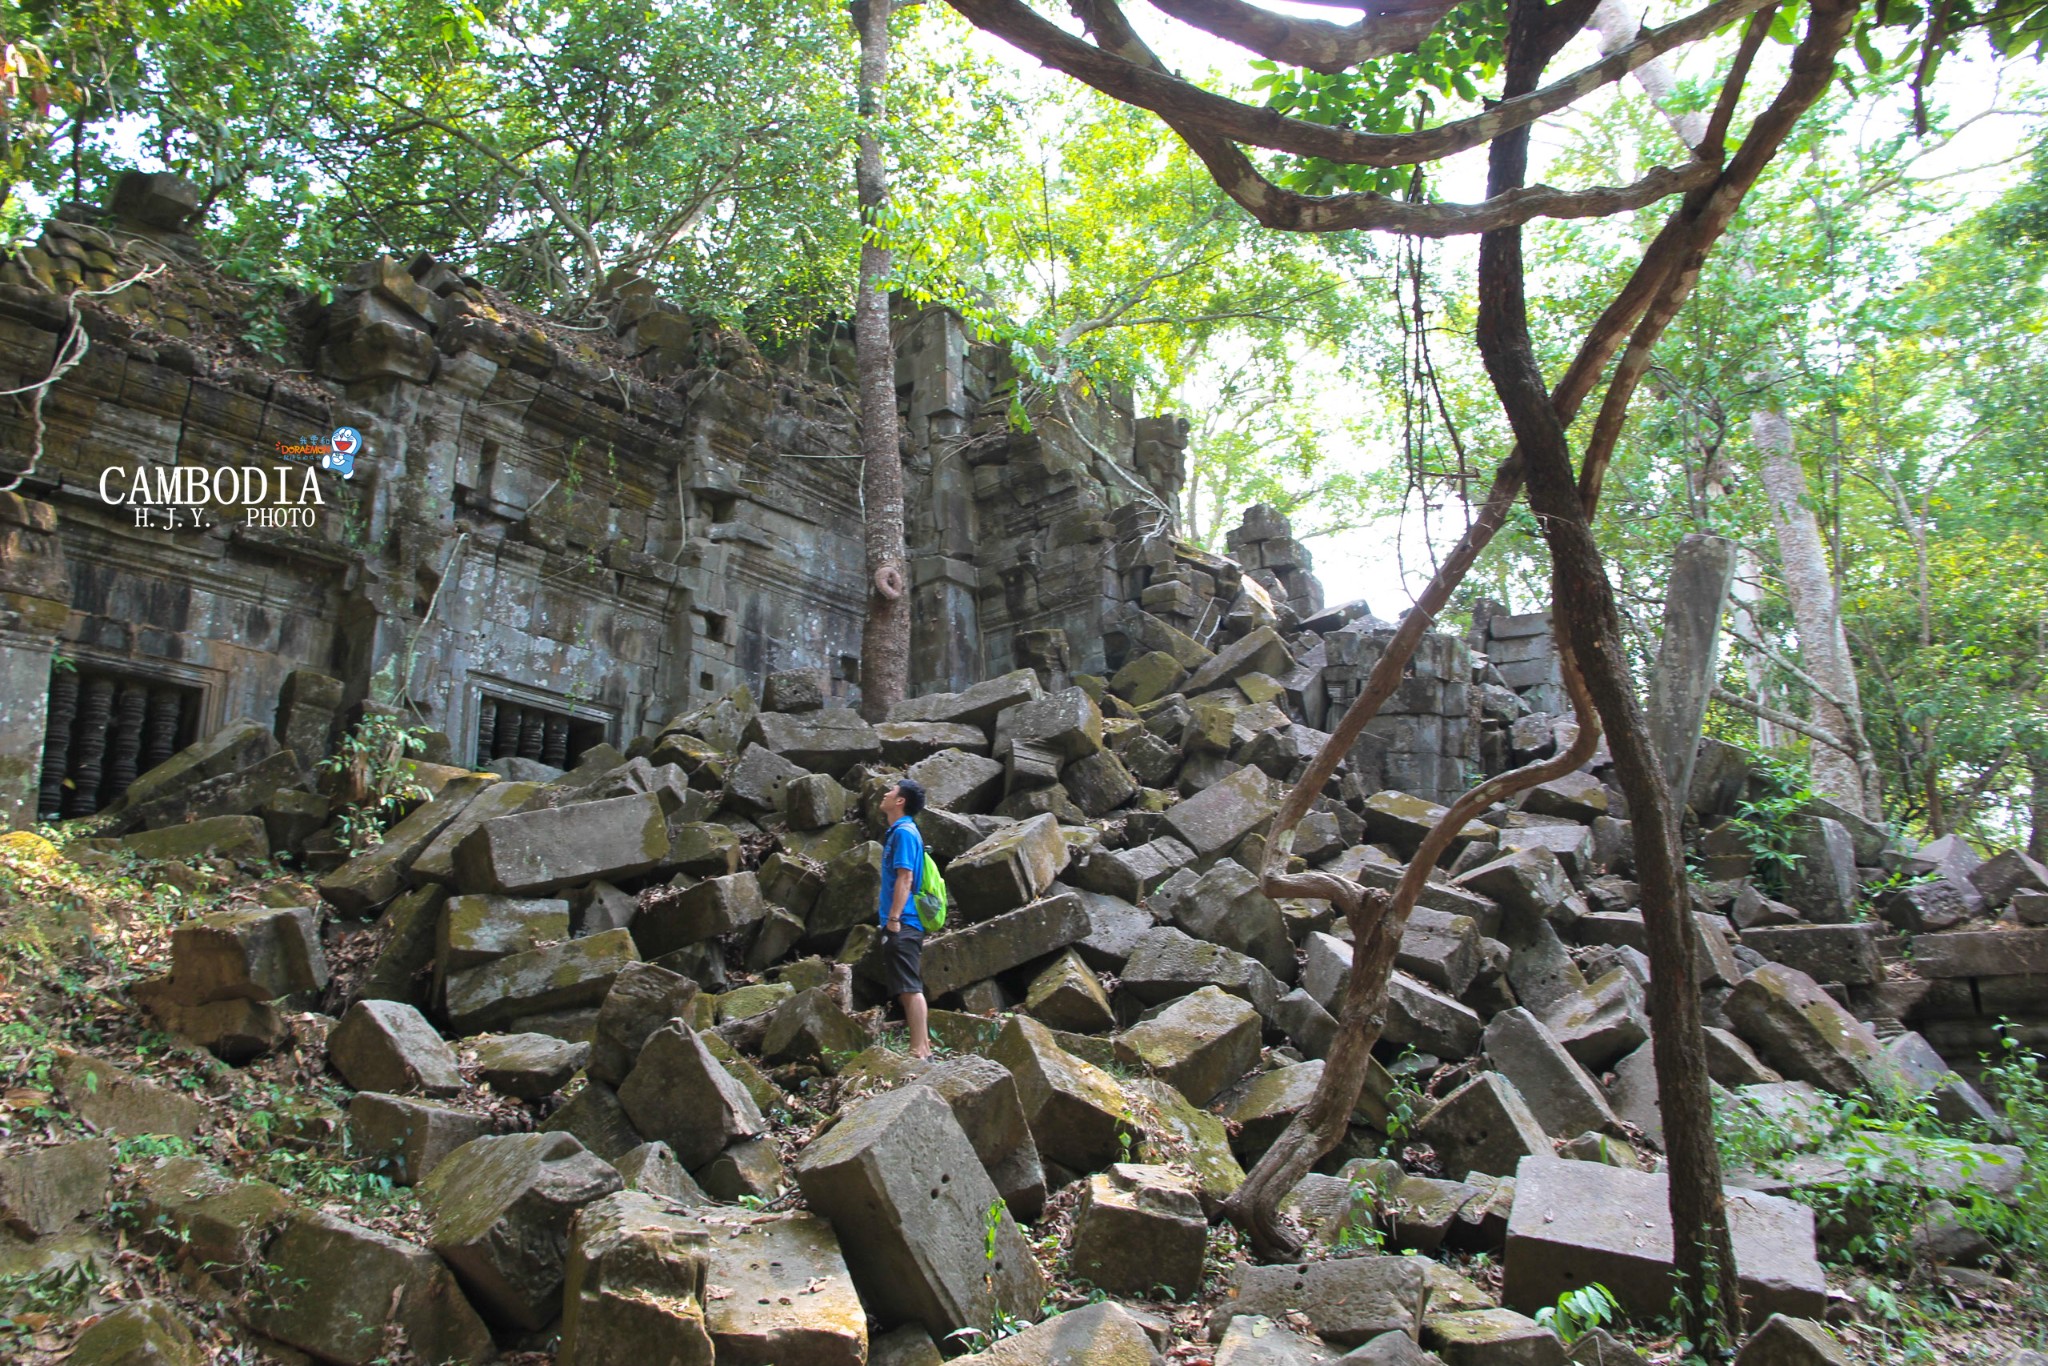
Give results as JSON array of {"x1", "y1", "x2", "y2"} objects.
[{"x1": 1143, "y1": 0, "x2": 1458, "y2": 73}]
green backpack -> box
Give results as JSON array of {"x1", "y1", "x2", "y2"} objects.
[{"x1": 914, "y1": 852, "x2": 949, "y2": 931}]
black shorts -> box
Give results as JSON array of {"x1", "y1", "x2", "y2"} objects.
[{"x1": 881, "y1": 927, "x2": 925, "y2": 997}]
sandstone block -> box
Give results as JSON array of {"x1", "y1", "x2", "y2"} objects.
[
  {"x1": 169, "y1": 905, "x2": 327, "y2": 1002},
  {"x1": 1121, "y1": 926, "x2": 1281, "y2": 1021},
  {"x1": 455, "y1": 792, "x2": 671, "y2": 895},
  {"x1": 921, "y1": 891, "x2": 1091, "y2": 999},
  {"x1": 743, "y1": 710, "x2": 881, "y2": 776},
  {"x1": 1725, "y1": 963, "x2": 1888, "y2": 1095},
  {"x1": 328, "y1": 999, "x2": 463, "y2": 1095},
  {"x1": 1219, "y1": 1256, "x2": 1429, "y2": 1347},
  {"x1": 318, "y1": 780, "x2": 488, "y2": 914},
  {"x1": 1419, "y1": 1073, "x2": 1551, "y2": 1180},
  {"x1": 444, "y1": 928, "x2": 640, "y2": 1033},
  {"x1": 559, "y1": 1191, "x2": 714, "y2": 1366},
  {"x1": 1164, "y1": 764, "x2": 1278, "y2": 856},
  {"x1": 688, "y1": 1210, "x2": 867, "y2": 1366},
  {"x1": 793, "y1": 1085, "x2": 1045, "y2": 1340},
  {"x1": 421, "y1": 1131, "x2": 625, "y2": 1330},
  {"x1": 989, "y1": 1015, "x2": 1134, "y2": 1171},
  {"x1": 877, "y1": 721, "x2": 992, "y2": 764},
  {"x1": 1504, "y1": 1156, "x2": 1826, "y2": 1325},
  {"x1": 1025, "y1": 948, "x2": 1116, "y2": 1033},
  {"x1": 909, "y1": 748, "x2": 1006, "y2": 814},
  {"x1": 1740, "y1": 923, "x2": 1883, "y2": 987},
  {"x1": 1115, "y1": 985, "x2": 1261, "y2": 1107},
  {"x1": 914, "y1": 1055, "x2": 1047, "y2": 1221},
  {"x1": 1730, "y1": 1315, "x2": 1853, "y2": 1365},
  {"x1": 348, "y1": 1091, "x2": 491, "y2": 1184},
  {"x1": 438, "y1": 894, "x2": 571, "y2": 974},
  {"x1": 946, "y1": 814, "x2": 1068, "y2": 919},
  {"x1": 589, "y1": 961, "x2": 700, "y2": 1086},
  {"x1": 0, "y1": 1137, "x2": 110, "y2": 1237},
  {"x1": 474, "y1": 1032, "x2": 589, "y2": 1099},
  {"x1": 1067, "y1": 1163, "x2": 1207, "y2": 1297},
  {"x1": 762, "y1": 986, "x2": 872, "y2": 1067},
  {"x1": 245, "y1": 1210, "x2": 493, "y2": 1366},
  {"x1": 1168, "y1": 859, "x2": 1294, "y2": 981},
  {"x1": 953, "y1": 1302, "x2": 1163, "y2": 1366},
  {"x1": 617, "y1": 1023, "x2": 766, "y2": 1167},
  {"x1": 1482, "y1": 1007, "x2": 1615, "y2": 1140}
]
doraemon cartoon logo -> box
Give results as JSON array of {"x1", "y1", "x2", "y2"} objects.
[{"x1": 323, "y1": 427, "x2": 362, "y2": 479}]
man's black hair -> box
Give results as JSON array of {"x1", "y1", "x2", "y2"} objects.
[{"x1": 895, "y1": 777, "x2": 926, "y2": 818}]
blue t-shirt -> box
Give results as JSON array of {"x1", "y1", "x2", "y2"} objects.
[{"x1": 878, "y1": 816, "x2": 925, "y2": 932}]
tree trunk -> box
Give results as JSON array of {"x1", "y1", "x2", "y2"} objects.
[
  {"x1": 1474, "y1": 0, "x2": 1740, "y2": 1345},
  {"x1": 853, "y1": 0, "x2": 910, "y2": 722},
  {"x1": 1753, "y1": 405, "x2": 1868, "y2": 815},
  {"x1": 2029, "y1": 753, "x2": 2048, "y2": 864}
]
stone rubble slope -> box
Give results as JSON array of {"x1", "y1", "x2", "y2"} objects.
[{"x1": 12, "y1": 592, "x2": 2048, "y2": 1365}]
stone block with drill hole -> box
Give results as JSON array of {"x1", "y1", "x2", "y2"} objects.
[
  {"x1": 1115, "y1": 985, "x2": 1262, "y2": 1107},
  {"x1": 1217, "y1": 1256, "x2": 1430, "y2": 1347},
  {"x1": 1067, "y1": 1163, "x2": 1208, "y2": 1298},
  {"x1": 1417, "y1": 1072, "x2": 1551, "y2": 1180},
  {"x1": 794, "y1": 1085, "x2": 1045, "y2": 1341},
  {"x1": 328, "y1": 999, "x2": 464, "y2": 1096},
  {"x1": 617, "y1": 1023, "x2": 767, "y2": 1168},
  {"x1": 1504, "y1": 1156, "x2": 1825, "y2": 1325},
  {"x1": 420, "y1": 1131, "x2": 624, "y2": 1330},
  {"x1": 988, "y1": 1015, "x2": 1134, "y2": 1171}
]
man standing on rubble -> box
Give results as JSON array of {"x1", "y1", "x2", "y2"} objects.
[{"x1": 878, "y1": 777, "x2": 930, "y2": 1059}]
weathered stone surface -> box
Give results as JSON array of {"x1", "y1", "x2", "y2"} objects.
[
  {"x1": 618, "y1": 1023, "x2": 766, "y2": 1168},
  {"x1": 994, "y1": 686, "x2": 1106, "y2": 765},
  {"x1": 1522, "y1": 771, "x2": 1608, "y2": 823},
  {"x1": 946, "y1": 814, "x2": 1069, "y2": 919},
  {"x1": 1725, "y1": 963, "x2": 1887, "y2": 1095},
  {"x1": 559, "y1": 1191, "x2": 715, "y2": 1366},
  {"x1": 794, "y1": 1085, "x2": 1045, "y2": 1341},
  {"x1": 1065, "y1": 749, "x2": 1140, "y2": 817},
  {"x1": 1168, "y1": 860, "x2": 1295, "y2": 981},
  {"x1": 318, "y1": 780, "x2": 489, "y2": 914},
  {"x1": 1067, "y1": 1163, "x2": 1207, "y2": 1297},
  {"x1": 1344, "y1": 1331, "x2": 1439, "y2": 1365},
  {"x1": 455, "y1": 792, "x2": 671, "y2": 895},
  {"x1": 694, "y1": 1134, "x2": 788, "y2": 1201},
  {"x1": 421, "y1": 1130, "x2": 624, "y2": 1330},
  {"x1": 66, "y1": 1299, "x2": 204, "y2": 1366},
  {"x1": 1482, "y1": 1008, "x2": 1616, "y2": 1140},
  {"x1": 634, "y1": 872, "x2": 769, "y2": 957},
  {"x1": 412, "y1": 779, "x2": 545, "y2": 882},
  {"x1": 1424, "y1": 1309, "x2": 1565, "y2": 1366},
  {"x1": 1363, "y1": 790, "x2": 1492, "y2": 851},
  {"x1": 52, "y1": 1050, "x2": 205, "y2": 1139},
  {"x1": 1496, "y1": 825, "x2": 1595, "y2": 880},
  {"x1": 1111, "y1": 651, "x2": 1189, "y2": 707},
  {"x1": 1070, "y1": 836, "x2": 1195, "y2": 904},
  {"x1": 347, "y1": 1091, "x2": 491, "y2": 1184},
  {"x1": 544, "y1": 1080, "x2": 644, "y2": 1162},
  {"x1": 1185, "y1": 626, "x2": 1294, "y2": 695},
  {"x1": 761, "y1": 986, "x2": 871, "y2": 1067},
  {"x1": 444, "y1": 927, "x2": 639, "y2": 1033},
  {"x1": 877, "y1": 721, "x2": 992, "y2": 765},
  {"x1": 913, "y1": 1055, "x2": 1047, "y2": 1221},
  {"x1": 612, "y1": 1140, "x2": 708, "y2": 1204},
  {"x1": 1418, "y1": 1072, "x2": 1551, "y2": 1181},
  {"x1": 589, "y1": 961, "x2": 700, "y2": 1087},
  {"x1": 1164, "y1": 763, "x2": 1279, "y2": 856},
  {"x1": 989, "y1": 1015, "x2": 1133, "y2": 1171},
  {"x1": 1385, "y1": 971, "x2": 1483, "y2": 1059},
  {"x1": 666, "y1": 821, "x2": 743, "y2": 878},
  {"x1": 1779, "y1": 818, "x2": 1857, "y2": 924},
  {"x1": 1970, "y1": 849, "x2": 2048, "y2": 908},
  {"x1": 1116, "y1": 985, "x2": 1261, "y2": 1107},
  {"x1": 1740, "y1": 924, "x2": 1883, "y2": 987},
  {"x1": 0, "y1": 1138, "x2": 110, "y2": 1237},
  {"x1": 888, "y1": 670, "x2": 1043, "y2": 729},
  {"x1": 953, "y1": 1302, "x2": 1164, "y2": 1366},
  {"x1": 1220, "y1": 1062, "x2": 1326, "y2": 1160},
  {"x1": 169, "y1": 905, "x2": 328, "y2": 1002},
  {"x1": 743, "y1": 709, "x2": 882, "y2": 776},
  {"x1": 129, "y1": 1158, "x2": 291, "y2": 1288},
  {"x1": 1730, "y1": 1315, "x2": 1853, "y2": 1365},
  {"x1": 1880, "y1": 1030, "x2": 2001, "y2": 1129},
  {"x1": 1026, "y1": 948, "x2": 1117, "y2": 1033},
  {"x1": 1910, "y1": 927, "x2": 2048, "y2": 978},
  {"x1": 474, "y1": 1032, "x2": 589, "y2": 1099},
  {"x1": 1126, "y1": 1077, "x2": 1246, "y2": 1212},
  {"x1": 1455, "y1": 848, "x2": 1567, "y2": 930},
  {"x1": 1275, "y1": 988, "x2": 1339, "y2": 1059},
  {"x1": 1877, "y1": 876, "x2": 1974, "y2": 933},
  {"x1": 1544, "y1": 969, "x2": 1650, "y2": 1073},
  {"x1": 1704, "y1": 1027, "x2": 1783, "y2": 1087},
  {"x1": 1398, "y1": 908, "x2": 1484, "y2": 998},
  {"x1": 245, "y1": 1209, "x2": 494, "y2": 1366},
  {"x1": 438, "y1": 893, "x2": 570, "y2": 974},
  {"x1": 1220, "y1": 1256, "x2": 1430, "y2": 1347},
  {"x1": 329, "y1": 999, "x2": 464, "y2": 1095},
  {"x1": 1504, "y1": 1157, "x2": 1825, "y2": 1324},
  {"x1": 1121, "y1": 926, "x2": 1281, "y2": 1020},
  {"x1": 683, "y1": 1209, "x2": 867, "y2": 1366},
  {"x1": 909, "y1": 748, "x2": 1006, "y2": 814},
  {"x1": 1214, "y1": 1315, "x2": 1331, "y2": 1366},
  {"x1": 921, "y1": 891, "x2": 1091, "y2": 999}
]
